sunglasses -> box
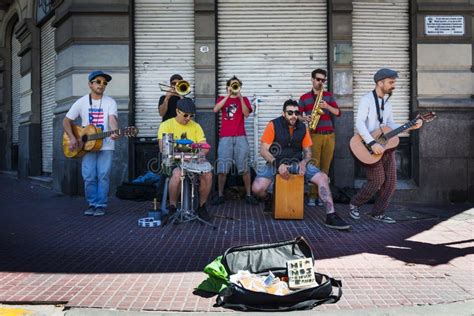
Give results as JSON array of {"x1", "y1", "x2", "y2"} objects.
[
  {"x1": 178, "y1": 110, "x2": 195, "y2": 118},
  {"x1": 91, "y1": 79, "x2": 108, "y2": 86},
  {"x1": 314, "y1": 77, "x2": 326, "y2": 83},
  {"x1": 285, "y1": 110, "x2": 301, "y2": 116}
]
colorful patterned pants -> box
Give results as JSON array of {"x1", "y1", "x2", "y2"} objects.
[{"x1": 351, "y1": 150, "x2": 397, "y2": 216}]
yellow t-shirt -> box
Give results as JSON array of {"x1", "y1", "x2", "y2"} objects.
[{"x1": 157, "y1": 118, "x2": 206, "y2": 143}]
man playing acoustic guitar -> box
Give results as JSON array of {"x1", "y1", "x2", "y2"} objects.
[
  {"x1": 349, "y1": 68, "x2": 422, "y2": 224},
  {"x1": 63, "y1": 70, "x2": 121, "y2": 217}
]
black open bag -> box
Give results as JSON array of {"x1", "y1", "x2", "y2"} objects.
[{"x1": 215, "y1": 236, "x2": 342, "y2": 311}]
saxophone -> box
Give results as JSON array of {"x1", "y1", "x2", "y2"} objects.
[{"x1": 308, "y1": 89, "x2": 325, "y2": 131}]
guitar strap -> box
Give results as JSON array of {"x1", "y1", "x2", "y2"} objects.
[
  {"x1": 372, "y1": 90, "x2": 384, "y2": 125},
  {"x1": 89, "y1": 94, "x2": 103, "y2": 109}
]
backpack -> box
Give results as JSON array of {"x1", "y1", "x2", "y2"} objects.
[
  {"x1": 115, "y1": 182, "x2": 160, "y2": 201},
  {"x1": 215, "y1": 236, "x2": 342, "y2": 311}
]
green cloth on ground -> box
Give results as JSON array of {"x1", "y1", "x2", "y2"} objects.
[{"x1": 196, "y1": 255, "x2": 229, "y2": 293}]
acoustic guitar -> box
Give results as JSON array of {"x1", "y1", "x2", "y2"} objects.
[
  {"x1": 63, "y1": 124, "x2": 138, "y2": 158},
  {"x1": 349, "y1": 112, "x2": 437, "y2": 165}
]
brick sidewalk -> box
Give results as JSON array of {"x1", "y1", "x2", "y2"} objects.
[{"x1": 0, "y1": 175, "x2": 473, "y2": 312}]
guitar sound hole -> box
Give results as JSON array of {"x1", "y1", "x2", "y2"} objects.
[
  {"x1": 377, "y1": 136, "x2": 387, "y2": 145},
  {"x1": 81, "y1": 135, "x2": 88, "y2": 142}
]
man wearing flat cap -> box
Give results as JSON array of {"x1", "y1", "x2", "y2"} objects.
[
  {"x1": 63, "y1": 70, "x2": 121, "y2": 217},
  {"x1": 349, "y1": 68, "x2": 422, "y2": 224},
  {"x1": 157, "y1": 98, "x2": 212, "y2": 222}
]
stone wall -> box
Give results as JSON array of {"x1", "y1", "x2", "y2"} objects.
[{"x1": 414, "y1": 0, "x2": 473, "y2": 202}]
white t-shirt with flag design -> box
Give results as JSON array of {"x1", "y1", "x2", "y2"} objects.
[{"x1": 65, "y1": 94, "x2": 118, "y2": 151}]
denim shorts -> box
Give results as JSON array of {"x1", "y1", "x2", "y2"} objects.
[
  {"x1": 255, "y1": 162, "x2": 321, "y2": 192},
  {"x1": 216, "y1": 136, "x2": 250, "y2": 174}
]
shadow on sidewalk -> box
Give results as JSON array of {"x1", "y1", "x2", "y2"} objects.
[
  {"x1": 382, "y1": 238, "x2": 474, "y2": 265},
  {"x1": 0, "y1": 175, "x2": 472, "y2": 274}
]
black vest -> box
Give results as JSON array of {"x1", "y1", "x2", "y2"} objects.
[{"x1": 270, "y1": 116, "x2": 306, "y2": 167}]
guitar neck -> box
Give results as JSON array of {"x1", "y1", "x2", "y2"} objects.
[
  {"x1": 384, "y1": 119, "x2": 417, "y2": 140},
  {"x1": 87, "y1": 129, "x2": 120, "y2": 141}
]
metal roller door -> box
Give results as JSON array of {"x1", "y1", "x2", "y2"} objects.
[
  {"x1": 40, "y1": 19, "x2": 56, "y2": 174},
  {"x1": 134, "y1": 0, "x2": 195, "y2": 138},
  {"x1": 352, "y1": 0, "x2": 410, "y2": 134},
  {"x1": 218, "y1": 0, "x2": 327, "y2": 167}
]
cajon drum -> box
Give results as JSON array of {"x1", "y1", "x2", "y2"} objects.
[{"x1": 273, "y1": 174, "x2": 304, "y2": 220}]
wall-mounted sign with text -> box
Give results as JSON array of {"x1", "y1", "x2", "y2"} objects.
[{"x1": 425, "y1": 16, "x2": 465, "y2": 36}]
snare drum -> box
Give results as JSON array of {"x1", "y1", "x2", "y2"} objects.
[{"x1": 181, "y1": 161, "x2": 213, "y2": 174}]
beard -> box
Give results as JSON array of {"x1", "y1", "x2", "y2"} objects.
[
  {"x1": 94, "y1": 88, "x2": 104, "y2": 96},
  {"x1": 314, "y1": 83, "x2": 323, "y2": 90},
  {"x1": 285, "y1": 117, "x2": 297, "y2": 126},
  {"x1": 384, "y1": 86, "x2": 395, "y2": 95}
]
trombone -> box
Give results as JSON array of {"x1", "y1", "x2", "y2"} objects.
[{"x1": 159, "y1": 80, "x2": 191, "y2": 96}]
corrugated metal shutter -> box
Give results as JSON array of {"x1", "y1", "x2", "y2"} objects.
[
  {"x1": 40, "y1": 19, "x2": 56, "y2": 174},
  {"x1": 11, "y1": 22, "x2": 21, "y2": 144},
  {"x1": 352, "y1": 1, "x2": 410, "y2": 135},
  {"x1": 218, "y1": 0, "x2": 327, "y2": 167},
  {"x1": 134, "y1": 0, "x2": 195, "y2": 138}
]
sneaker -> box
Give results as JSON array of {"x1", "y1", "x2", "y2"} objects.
[
  {"x1": 349, "y1": 204, "x2": 361, "y2": 220},
  {"x1": 168, "y1": 205, "x2": 177, "y2": 216},
  {"x1": 307, "y1": 198, "x2": 316, "y2": 206},
  {"x1": 372, "y1": 214, "x2": 396, "y2": 224},
  {"x1": 83, "y1": 206, "x2": 95, "y2": 216},
  {"x1": 93, "y1": 207, "x2": 106, "y2": 216},
  {"x1": 317, "y1": 199, "x2": 324, "y2": 207},
  {"x1": 264, "y1": 194, "x2": 273, "y2": 213},
  {"x1": 211, "y1": 195, "x2": 225, "y2": 205},
  {"x1": 196, "y1": 203, "x2": 211, "y2": 221},
  {"x1": 245, "y1": 195, "x2": 259, "y2": 205},
  {"x1": 325, "y1": 213, "x2": 351, "y2": 230},
  {"x1": 162, "y1": 205, "x2": 177, "y2": 225}
]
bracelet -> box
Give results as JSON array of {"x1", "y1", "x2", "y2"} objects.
[{"x1": 367, "y1": 140, "x2": 377, "y2": 147}]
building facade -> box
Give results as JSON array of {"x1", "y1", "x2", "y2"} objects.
[{"x1": 0, "y1": 0, "x2": 472, "y2": 202}]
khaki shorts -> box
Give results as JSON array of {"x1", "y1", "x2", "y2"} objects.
[{"x1": 216, "y1": 136, "x2": 250, "y2": 174}]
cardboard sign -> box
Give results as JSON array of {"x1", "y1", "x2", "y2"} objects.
[{"x1": 287, "y1": 258, "x2": 317, "y2": 290}]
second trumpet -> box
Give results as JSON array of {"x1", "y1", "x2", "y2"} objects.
[{"x1": 230, "y1": 81, "x2": 241, "y2": 94}]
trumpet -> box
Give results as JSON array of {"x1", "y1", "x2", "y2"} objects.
[
  {"x1": 159, "y1": 80, "x2": 191, "y2": 96},
  {"x1": 230, "y1": 81, "x2": 241, "y2": 94}
]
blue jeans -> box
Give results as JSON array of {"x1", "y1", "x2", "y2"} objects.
[
  {"x1": 82, "y1": 150, "x2": 113, "y2": 208},
  {"x1": 256, "y1": 162, "x2": 320, "y2": 193}
]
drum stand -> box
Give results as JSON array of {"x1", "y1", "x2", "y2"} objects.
[{"x1": 168, "y1": 161, "x2": 215, "y2": 228}]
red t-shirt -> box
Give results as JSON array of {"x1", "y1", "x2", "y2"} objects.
[{"x1": 217, "y1": 96, "x2": 253, "y2": 137}]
